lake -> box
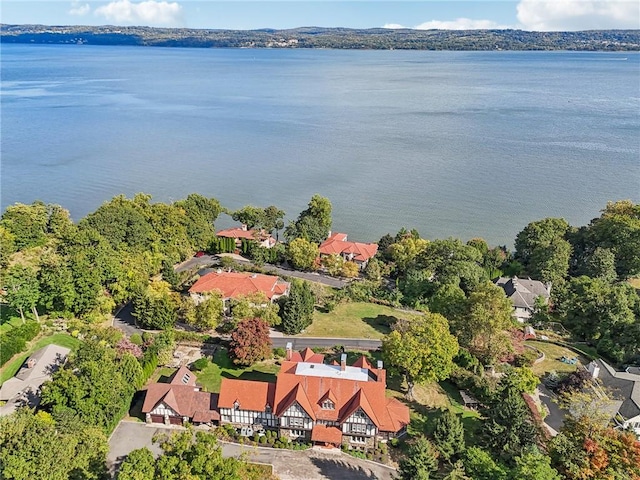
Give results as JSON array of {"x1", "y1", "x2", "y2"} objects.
[{"x1": 1, "y1": 44, "x2": 638, "y2": 247}]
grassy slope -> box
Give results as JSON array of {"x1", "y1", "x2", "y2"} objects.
[
  {"x1": 0, "y1": 333, "x2": 81, "y2": 385},
  {"x1": 527, "y1": 340, "x2": 588, "y2": 376},
  {"x1": 301, "y1": 302, "x2": 413, "y2": 339}
]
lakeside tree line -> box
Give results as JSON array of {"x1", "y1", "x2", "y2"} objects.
[{"x1": 2, "y1": 25, "x2": 639, "y2": 51}]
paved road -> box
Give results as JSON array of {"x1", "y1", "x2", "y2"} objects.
[
  {"x1": 271, "y1": 336, "x2": 382, "y2": 351},
  {"x1": 174, "y1": 254, "x2": 348, "y2": 288},
  {"x1": 112, "y1": 303, "x2": 143, "y2": 337},
  {"x1": 108, "y1": 421, "x2": 395, "y2": 480}
]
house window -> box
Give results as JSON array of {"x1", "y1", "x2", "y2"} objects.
[
  {"x1": 352, "y1": 436, "x2": 366, "y2": 444},
  {"x1": 265, "y1": 404, "x2": 272, "y2": 413},
  {"x1": 233, "y1": 401, "x2": 240, "y2": 410},
  {"x1": 350, "y1": 423, "x2": 367, "y2": 434},
  {"x1": 291, "y1": 430, "x2": 305, "y2": 437},
  {"x1": 322, "y1": 400, "x2": 335, "y2": 410},
  {"x1": 289, "y1": 417, "x2": 304, "y2": 428},
  {"x1": 181, "y1": 373, "x2": 191, "y2": 384}
]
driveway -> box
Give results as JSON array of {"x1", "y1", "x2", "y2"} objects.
[
  {"x1": 537, "y1": 384, "x2": 566, "y2": 435},
  {"x1": 112, "y1": 303, "x2": 143, "y2": 337},
  {"x1": 108, "y1": 421, "x2": 395, "y2": 479}
]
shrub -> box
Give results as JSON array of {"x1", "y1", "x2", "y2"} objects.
[
  {"x1": 191, "y1": 357, "x2": 209, "y2": 371},
  {"x1": 130, "y1": 333, "x2": 143, "y2": 345},
  {"x1": 259, "y1": 436, "x2": 267, "y2": 444},
  {"x1": 272, "y1": 347, "x2": 286, "y2": 358},
  {"x1": 389, "y1": 438, "x2": 399, "y2": 448}
]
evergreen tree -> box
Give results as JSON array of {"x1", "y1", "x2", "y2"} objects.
[
  {"x1": 281, "y1": 279, "x2": 315, "y2": 334},
  {"x1": 397, "y1": 436, "x2": 439, "y2": 480},
  {"x1": 482, "y1": 385, "x2": 538, "y2": 463},
  {"x1": 432, "y1": 409, "x2": 466, "y2": 463}
]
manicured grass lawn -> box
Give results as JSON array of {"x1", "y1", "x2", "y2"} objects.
[
  {"x1": 150, "y1": 348, "x2": 279, "y2": 394},
  {"x1": 527, "y1": 340, "x2": 588, "y2": 377},
  {"x1": 0, "y1": 333, "x2": 81, "y2": 385},
  {"x1": 0, "y1": 305, "x2": 30, "y2": 335},
  {"x1": 301, "y1": 302, "x2": 413, "y2": 339}
]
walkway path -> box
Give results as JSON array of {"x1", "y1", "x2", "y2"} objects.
[
  {"x1": 108, "y1": 421, "x2": 395, "y2": 479},
  {"x1": 271, "y1": 336, "x2": 382, "y2": 351}
]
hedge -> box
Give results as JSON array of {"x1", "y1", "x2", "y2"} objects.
[{"x1": 0, "y1": 321, "x2": 41, "y2": 366}]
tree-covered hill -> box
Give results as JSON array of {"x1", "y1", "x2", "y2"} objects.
[{"x1": 1, "y1": 24, "x2": 639, "y2": 50}]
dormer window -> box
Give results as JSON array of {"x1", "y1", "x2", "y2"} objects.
[
  {"x1": 322, "y1": 399, "x2": 335, "y2": 410},
  {"x1": 233, "y1": 400, "x2": 240, "y2": 410},
  {"x1": 265, "y1": 404, "x2": 272, "y2": 413}
]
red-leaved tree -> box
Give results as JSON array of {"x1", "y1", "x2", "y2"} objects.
[{"x1": 229, "y1": 317, "x2": 272, "y2": 366}]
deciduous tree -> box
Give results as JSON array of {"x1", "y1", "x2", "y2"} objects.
[
  {"x1": 230, "y1": 317, "x2": 272, "y2": 366},
  {"x1": 286, "y1": 237, "x2": 319, "y2": 271},
  {"x1": 382, "y1": 312, "x2": 459, "y2": 400},
  {"x1": 284, "y1": 194, "x2": 332, "y2": 244}
]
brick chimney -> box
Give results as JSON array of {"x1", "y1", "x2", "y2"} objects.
[
  {"x1": 376, "y1": 360, "x2": 386, "y2": 384},
  {"x1": 340, "y1": 353, "x2": 347, "y2": 371},
  {"x1": 286, "y1": 342, "x2": 293, "y2": 361}
]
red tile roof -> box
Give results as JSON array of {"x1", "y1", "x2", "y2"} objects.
[
  {"x1": 213, "y1": 350, "x2": 409, "y2": 436},
  {"x1": 218, "y1": 378, "x2": 276, "y2": 412},
  {"x1": 311, "y1": 424, "x2": 343, "y2": 444},
  {"x1": 188, "y1": 271, "x2": 289, "y2": 300},
  {"x1": 319, "y1": 233, "x2": 378, "y2": 263},
  {"x1": 289, "y1": 347, "x2": 325, "y2": 364},
  {"x1": 352, "y1": 356, "x2": 373, "y2": 370},
  {"x1": 216, "y1": 226, "x2": 275, "y2": 245}
]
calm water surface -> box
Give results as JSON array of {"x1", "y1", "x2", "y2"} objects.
[{"x1": 1, "y1": 45, "x2": 638, "y2": 246}]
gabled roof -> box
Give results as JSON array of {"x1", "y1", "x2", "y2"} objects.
[
  {"x1": 141, "y1": 383, "x2": 219, "y2": 420},
  {"x1": 290, "y1": 347, "x2": 325, "y2": 364},
  {"x1": 319, "y1": 233, "x2": 378, "y2": 263},
  {"x1": 339, "y1": 389, "x2": 381, "y2": 428},
  {"x1": 352, "y1": 355, "x2": 373, "y2": 370},
  {"x1": 216, "y1": 226, "x2": 275, "y2": 244},
  {"x1": 170, "y1": 366, "x2": 197, "y2": 386},
  {"x1": 188, "y1": 271, "x2": 289, "y2": 300},
  {"x1": 276, "y1": 383, "x2": 317, "y2": 420},
  {"x1": 218, "y1": 378, "x2": 276, "y2": 412},
  {"x1": 379, "y1": 397, "x2": 411, "y2": 432},
  {"x1": 592, "y1": 359, "x2": 640, "y2": 420},
  {"x1": 495, "y1": 276, "x2": 551, "y2": 310}
]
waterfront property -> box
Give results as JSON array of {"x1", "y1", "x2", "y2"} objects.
[
  {"x1": 0, "y1": 344, "x2": 71, "y2": 416},
  {"x1": 218, "y1": 344, "x2": 409, "y2": 450},
  {"x1": 216, "y1": 225, "x2": 276, "y2": 249},
  {"x1": 495, "y1": 276, "x2": 551, "y2": 322},
  {"x1": 188, "y1": 270, "x2": 290, "y2": 312},
  {"x1": 318, "y1": 232, "x2": 378, "y2": 269},
  {"x1": 141, "y1": 346, "x2": 409, "y2": 450}
]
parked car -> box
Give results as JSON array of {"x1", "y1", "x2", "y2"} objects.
[{"x1": 194, "y1": 251, "x2": 205, "y2": 257}]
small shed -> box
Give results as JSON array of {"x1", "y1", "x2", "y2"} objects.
[
  {"x1": 459, "y1": 390, "x2": 481, "y2": 410},
  {"x1": 524, "y1": 326, "x2": 536, "y2": 340}
]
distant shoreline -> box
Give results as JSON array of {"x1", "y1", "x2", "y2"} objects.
[{"x1": 2, "y1": 24, "x2": 639, "y2": 51}]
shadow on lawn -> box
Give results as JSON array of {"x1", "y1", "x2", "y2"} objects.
[
  {"x1": 309, "y1": 457, "x2": 383, "y2": 480},
  {"x1": 221, "y1": 370, "x2": 277, "y2": 383},
  {"x1": 362, "y1": 315, "x2": 395, "y2": 335}
]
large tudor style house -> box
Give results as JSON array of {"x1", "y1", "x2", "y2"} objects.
[
  {"x1": 318, "y1": 232, "x2": 379, "y2": 269},
  {"x1": 142, "y1": 345, "x2": 410, "y2": 450}
]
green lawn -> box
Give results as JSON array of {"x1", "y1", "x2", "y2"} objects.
[
  {"x1": 0, "y1": 305, "x2": 29, "y2": 335},
  {"x1": 0, "y1": 333, "x2": 81, "y2": 385},
  {"x1": 301, "y1": 302, "x2": 413, "y2": 339},
  {"x1": 151, "y1": 348, "x2": 279, "y2": 394},
  {"x1": 527, "y1": 340, "x2": 588, "y2": 377}
]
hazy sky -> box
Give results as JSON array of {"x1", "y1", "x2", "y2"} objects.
[{"x1": 2, "y1": 0, "x2": 639, "y2": 31}]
